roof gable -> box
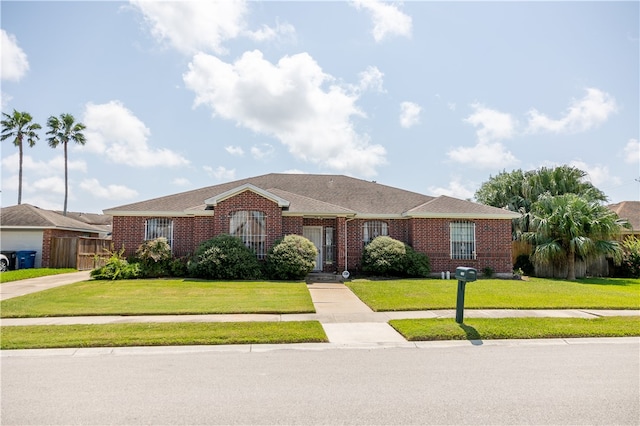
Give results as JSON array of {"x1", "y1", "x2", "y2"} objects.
[{"x1": 204, "y1": 183, "x2": 291, "y2": 208}]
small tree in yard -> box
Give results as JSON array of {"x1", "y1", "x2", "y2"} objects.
[
  {"x1": 135, "y1": 237, "x2": 172, "y2": 278},
  {"x1": 265, "y1": 235, "x2": 318, "y2": 280},
  {"x1": 91, "y1": 245, "x2": 140, "y2": 280},
  {"x1": 617, "y1": 236, "x2": 640, "y2": 278},
  {"x1": 188, "y1": 234, "x2": 262, "y2": 280},
  {"x1": 524, "y1": 193, "x2": 628, "y2": 280}
]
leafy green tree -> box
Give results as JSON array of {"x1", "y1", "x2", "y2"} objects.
[
  {"x1": 523, "y1": 193, "x2": 628, "y2": 280},
  {"x1": 1, "y1": 110, "x2": 41, "y2": 204},
  {"x1": 476, "y1": 166, "x2": 608, "y2": 237},
  {"x1": 265, "y1": 235, "x2": 317, "y2": 280},
  {"x1": 46, "y1": 113, "x2": 86, "y2": 215}
]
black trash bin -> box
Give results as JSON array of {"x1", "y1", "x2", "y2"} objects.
[
  {"x1": 1, "y1": 251, "x2": 17, "y2": 270},
  {"x1": 16, "y1": 250, "x2": 37, "y2": 269}
]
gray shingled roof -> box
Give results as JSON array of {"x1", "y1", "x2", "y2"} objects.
[
  {"x1": 608, "y1": 201, "x2": 640, "y2": 232},
  {"x1": 1, "y1": 204, "x2": 106, "y2": 232},
  {"x1": 407, "y1": 195, "x2": 521, "y2": 218},
  {"x1": 104, "y1": 173, "x2": 517, "y2": 218}
]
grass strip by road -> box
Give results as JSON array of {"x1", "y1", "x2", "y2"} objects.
[
  {"x1": 0, "y1": 279, "x2": 315, "y2": 318},
  {"x1": 0, "y1": 321, "x2": 328, "y2": 350},
  {"x1": 0, "y1": 268, "x2": 77, "y2": 284},
  {"x1": 347, "y1": 277, "x2": 640, "y2": 311},
  {"x1": 390, "y1": 316, "x2": 640, "y2": 341}
]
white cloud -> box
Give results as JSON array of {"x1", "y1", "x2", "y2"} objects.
[
  {"x1": 569, "y1": 160, "x2": 621, "y2": 188},
  {"x1": 80, "y1": 178, "x2": 138, "y2": 201},
  {"x1": 526, "y1": 88, "x2": 617, "y2": 134},
  {"x1": 1, "y1": 30, "x2": 29, "y2": 81},
  {"x1": 1, "y1": 153, "x2": 86, "y2": 175},
  {"x1": 399, "y1": 101, "x2": 421, "y2": 128},
  {"x1": 428, "y1": 178, "x2": 475, "y2": 200},
  {"x1": 184, "y1": 50, "x2": 386, "y2": 177},
  {"x1": 465, "y1": 102, "x2": 516, "y2": 143},
  {"x1": 82, "y1": 101, "x2": 189, "y2": 168},
  {"x1": 130, "y1": 0, "x2": 248, "y2": 55},
  {"x1": 448, "y1": 142, "x2": 519, "y2": 170},
  {"x1": 29, "y1": 176, "x2": 65, "y2": 195},
  {"x1": 358, "y1": 66, "x2": 385, "y2": 93},
  {"x1": 172, "y1": 177, "x2": 191, "y2": 186},
  {"x1": 283, "y1": 169, "x2": 307, "y2": 174},
  {"x1": 245, "y1": 21, "x2": 296, "y2": 43},
  {"x1": 204, "y1": 165, "x2": 235, "y2": 180},
  {"x1": 251, "y1": 143, "x2": 275, "y2": 160},
  {"x1": 131, "y1": 1, "x2": 294, "y2": 55},
  {"x1": 352, "y1": 0, "x2": 412, "y2": 42},
  {"x1": 623, "y1": 139, "x2": 639, "y2": 164},
  {"x1": 225, "y1": 145, "x2": 245, "y2": 156}
]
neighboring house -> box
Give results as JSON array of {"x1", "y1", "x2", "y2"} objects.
[
  {"x1": 0, "y1": 204, "x2": 107, "y2": 268},
  {"x1": 608, "y1": 201, "x2": 640, "y2": 238},
  {"x1": 105, "y1": 174, "x2": 520, "y2": 276}
]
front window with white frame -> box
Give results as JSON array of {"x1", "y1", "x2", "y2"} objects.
[
  {"x1": 363, "y1": 220, "x2": 388, "y2": 244},
  {"x1": 450, "y1": 221, "x2": 476, "y2": 260},
  {"x1": 145, "y1": 218, "x2": 173, "y2": 249},
  {"x1": 230, "y1": 210, "x2": 267, "y2": 259}
]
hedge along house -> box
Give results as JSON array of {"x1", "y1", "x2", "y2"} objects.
[{"x1": 104, "y1": 174, "x2": 521, "y2": 276}]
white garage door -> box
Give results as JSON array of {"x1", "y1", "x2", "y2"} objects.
[{"x1": 0, "y1": 230, "x2": 44, "y2": 268}]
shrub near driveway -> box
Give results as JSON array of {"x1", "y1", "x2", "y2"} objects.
[
  {"x1": 346, "y1": 277, "x2": 640, "y2": 311},
  {"x1": 0, "y1": 279, "x2": 315, "y2": 318}
]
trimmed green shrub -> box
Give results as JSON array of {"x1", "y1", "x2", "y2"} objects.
[
  {"x1": 617, "y1": 236, "x2": 640, "y2": 278},
  {"x1": 482, "y1": 266, "x2": 495, "y2": 278},
  {"x1": 91, "y1": 246, "x2": 140, "y2": 280},
  {"x1": 362, "y1": 236, "x2": 407, "y2": 277},
  {"x1": 135, "y1": 237, "x2": 172, "y2": 278},
  {"x1": 404, "y1": 245, "x2": 431, "y2": 278},
  {"x1": 265, "y1": 235, "x2": 318, "y2": 280},
  {"x1": 187, "y1": 234, "x2": 262, "y2": 280}
]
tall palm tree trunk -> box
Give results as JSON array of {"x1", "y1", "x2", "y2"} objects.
[
  {"x1": 63, "y1": 141, "x2": 68, "y2": 216},
  {"x1": 18, "y1": 142, "x2": 23, "y2": 204}
]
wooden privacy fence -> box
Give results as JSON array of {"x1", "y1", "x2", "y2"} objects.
[
  {"x1": 511, "y1": 240, "x2": 610, "y2": 278},
  {"x1": 50, "y1": 237, "x2": 112, "y2": 270}
]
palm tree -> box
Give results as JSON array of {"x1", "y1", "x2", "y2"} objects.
[
  {"x1": 46, "y1": 113, "x2": 86, "y2": 216},
  {"x1": 524, "y1": 193, "x2": 629, "y2": 280},
  {"x1": 1, "y1": 110, "x2": 42, "y2": 204}
]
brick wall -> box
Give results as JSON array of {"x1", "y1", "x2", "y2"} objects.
[
  {"x1": 410, "y1": 218, "x2": 513, "y2": 274},
  {"x1": 111, "y1": 195, "x2": 513, "y2": 275}
]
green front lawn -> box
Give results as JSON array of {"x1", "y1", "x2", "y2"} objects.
[
  {"x1": 346, "y1": 277, "x2": 640, "y2": 311},
  {"x1": 390, "y1": 316, "x2": 640, "y2": 341},
  {"x1": 0, "y1": 279, "x2": 315, "y2": 318},
  {"x1": 0, "y1": 321, "x2": 328, "y2": 350},
  {"x1": 0, "y1": 268, "x2": 77, "y2": 283}
]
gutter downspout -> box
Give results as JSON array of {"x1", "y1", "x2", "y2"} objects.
[{"x1": 344, "y1": 216, "x2": 356, "y2": 276}]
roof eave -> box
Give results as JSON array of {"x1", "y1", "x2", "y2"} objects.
[{"x1": 404, "y1": 212, "x2": 521, "y2": 220}]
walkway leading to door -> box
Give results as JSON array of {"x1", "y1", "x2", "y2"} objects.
[{"x1": 306, "y1": 282, "x2": 407, "y2": 344}]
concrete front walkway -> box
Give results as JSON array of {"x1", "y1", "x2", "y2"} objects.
[
  {"x1": 0, "y1": 271, "x2": 91, "y2": 301},
  {"x1": 1, "y1": 273, "x2": 638, "y2": 345}
]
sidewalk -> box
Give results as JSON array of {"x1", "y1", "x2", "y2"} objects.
[{"x1": 1, "y1": 275, "x2": 638, "y2": 345}]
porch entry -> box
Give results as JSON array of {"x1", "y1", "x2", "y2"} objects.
[{"x1": 303, "y1": 226, "x2": 323, "y2": 271}]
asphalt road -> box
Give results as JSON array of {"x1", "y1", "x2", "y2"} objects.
[{"x1": 2, "y1": 339, "x2": 638, "y2": 425}]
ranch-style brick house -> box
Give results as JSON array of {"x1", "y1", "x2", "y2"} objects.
[{"x1": 104, "y1": 173, "x2": 520, "y2": 276}]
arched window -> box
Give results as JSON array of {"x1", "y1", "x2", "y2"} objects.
[
  {"x1": 363, "y1": 221, "x2": 388, "y2": 244},
  {"x1": 230, "y1": 211, "x2": 266, "y2": 258},
  {"x1": 450, "y1": 221, "x2": 476, "y2": 260},
  {"x1": 144, "y1": 218, "x2": 173, "y2": 249}
]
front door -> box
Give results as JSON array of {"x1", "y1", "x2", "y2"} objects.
[{"x1": 303, "y1": 226, "x2": 323, "y2": 271}]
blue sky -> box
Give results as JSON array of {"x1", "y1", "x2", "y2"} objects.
[{"x1": 2, "y1": 1, "x2": 638, "y2": 214}]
